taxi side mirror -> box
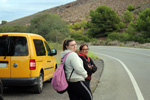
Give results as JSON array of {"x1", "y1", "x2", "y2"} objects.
[{"x1": 51, "y1": 49, "x2": 57, "y2": 56}]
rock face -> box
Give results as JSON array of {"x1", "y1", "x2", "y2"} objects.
[{"x1": 7, "y1": 0, "x2": 150, "y2": 25}]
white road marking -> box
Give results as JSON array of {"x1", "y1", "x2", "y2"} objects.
[
  {"x1": 98, "y1": 48, "x2": 150, "y2": 57},
  {"x1": 95, "y1": 52, "x2": 145, "y2": 100},
  {"x1": 99, "y1": 46, "x2": 150, "y2": 51}
]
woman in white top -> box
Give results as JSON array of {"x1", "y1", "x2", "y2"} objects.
[{"x1": 61, "y1": 39, "x2": 93, "y2": 100}]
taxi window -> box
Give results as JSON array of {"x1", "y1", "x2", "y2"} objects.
[
  {"x1": 44, "y1": 42, "x2": 51, "y2": 56},
  {"x1": 0, "y1": 37, "x2": 9, "y2": 56},
  {"x1": 33, "y1": 40, "x2": 46, "y2": 56},
  {"x1": 0, "y1": 36, "x2": 28, "y2": 56}
]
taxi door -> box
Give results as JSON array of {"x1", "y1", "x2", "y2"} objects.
[
  {"x1": 43, "y1": 42, "x2": 55, "y2": 81},
  {"x1": 10, "y1": 34, "x2": 30, "y2": 78},
  {"x1": 0, "y1": 34, "x2": 11, "y2": 78}
]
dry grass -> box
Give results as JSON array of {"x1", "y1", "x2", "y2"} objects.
[{"x1": 91, "y1": 40, "x2": 150, "y2": 49}]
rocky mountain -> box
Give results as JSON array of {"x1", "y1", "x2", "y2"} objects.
[{"x1": 6, "y1": 0, "x2": 150, "y2": 25}]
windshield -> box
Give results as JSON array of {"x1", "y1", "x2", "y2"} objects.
[{"x1": 0, "y1": 36, "x2": 28, "y2": 56}]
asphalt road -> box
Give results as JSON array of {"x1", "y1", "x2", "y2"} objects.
[
  {"x1": 90, "y1": 46, "x2": 150, "y2": 100},
  {"x1": 2, "y1": 59, "x2": 104, "y2": 100}
]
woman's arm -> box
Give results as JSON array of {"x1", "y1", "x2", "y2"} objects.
[
  {"x1": 70, "y1": 52, "x2": 87, "y2": 78},
  {"x1": 90, "y1": 58, "x2": 97, "y2": 73},
  {"x1": 79, "y1": 56, "x2": 93, "y2": 75}
]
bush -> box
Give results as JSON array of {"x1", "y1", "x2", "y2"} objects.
[
  {"x1": 119, "y1": 21, "x2": 126, "y2": 28},
  {"x1": 68, "y1": 20, "x2": 88, "y2": 29},
  {"x1": 107, "y1": 32, "x2": 121, "y2": 40},
  {"x1": 88, "y1": 5, "x2": 122, "y2": 38},
  {"x1": 130, "y1": 35, "x2": 146, "y2": 43},
  {"x1": 136, "y1": 8, "x2": 150, "y2": 38},
  {"x1": 71, "y1": 33, "x2": 90, "y2": 42},
  {"x1": 126, "y1": 21, "x2": 137, "y2": 35},
  {"x1": 120, "y1": 32, "x2": 131, "y2": 42},
  {"x1": 127, "y1": 4, "x2": 135, "y2": 11},
  {"x1": 107, "y1": 32, "x2": 131, "y2": 42},
  {"x1": 0, "y1": 25, "x2": 28, "y2": 32},
  {"x1": 123, "y1": 10, "x2": 134, "y2": 23}
]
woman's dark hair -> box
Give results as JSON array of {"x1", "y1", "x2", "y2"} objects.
[
  {"x1": 63, "y1": 39, "x2": 75, "y2": 51},
  {"x1": 79, "y1": 44, "x2": 88, "y2": 51}
]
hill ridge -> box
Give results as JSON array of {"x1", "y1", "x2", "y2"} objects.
[{"x1": 6, "y1": 0, "x2": 150, "y2": 25}]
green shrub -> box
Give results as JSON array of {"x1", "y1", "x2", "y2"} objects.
[
  {"x1": 147, "y1": 38, "x2": 150, "y2": 42},
  {"x1": 136, "y1": 8, "x2": 150, "y2": 38},
  {"x1": 107, "y1": 32, "x2": 131, "y2": 42},
  {"x1": 71, "y1": 33, "x2": 90, "y2": 42},
  {"x1": 120, "y1": 32, "x2": 131, "y2": 42},
  {"x1": 107, "y1": 32, "x2": 121, "y2": 40},
  {"x1": 127, "y1": 4, "x2": 135, "y2": 11},
  {"x1": 0, "y1": 25, "x2": 28, "y2": 32},
  {"x1": 68, "y1": 20, "x2": 88, "y2": 29},
  {"x1": 126, "y1": 21, "x2": 137, "y2": 35},
  {"x1": 130, "y1": 35, "x2": 146, "y2": 43},
  {"x1": 123, "y1": 10, "x2": 134, "y2": 23},
  {"x1": 119, "y1": 21, "x2": 126, "y2": 28}
]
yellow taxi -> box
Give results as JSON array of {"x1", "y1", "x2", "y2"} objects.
[{"x1": 0, "y1": 33, "x2": 57, "y2": 93}]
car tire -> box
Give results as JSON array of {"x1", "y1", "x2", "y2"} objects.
[
  {"x1": 46, "y1": 78, "x2": 52, "y2": 83},
  {"x1": 0, "y1": 80, "x2": 3, "y2": 100},
  {"x1": 33, "y1": 73, "x2": 43, "y2": 94}
]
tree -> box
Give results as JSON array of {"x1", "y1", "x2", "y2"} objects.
[
  {"x1": 136, "y1": 8, "x2": 150, "y2": 38},
  {"x1": 28, "y1": 13, "x2": 70, "y2": 42},
  {"x1": 123, "y1": 10, "x2": 134, "y2": 23},
  {"x1": 0, "y1": 25, "x2": 28, "y2": 32},
  {"x1": 1, "y1": 20, "x2": 7, "y2": 25},
  {"x1": 88, "y1": 5, "x2": 122, "y2": 37},
  {"x1": 126, "y1": 21, "x2": 137, "y2": 35}
]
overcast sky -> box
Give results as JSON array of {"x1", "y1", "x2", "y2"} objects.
[{"x1": 0, "y1": 0, "x2": 75, "y2": 23}]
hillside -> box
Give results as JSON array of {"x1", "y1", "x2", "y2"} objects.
[{"x1": 6, "y1": 0, "x2": 150, "y2": 25}]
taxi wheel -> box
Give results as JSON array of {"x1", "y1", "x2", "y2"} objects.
[
  {"x1": 46, "y1": 79, "x2": 51, "y2": 83},
  {"x1": 33, "y1": 73, "x2": 43, "y2": 94},
  {"x1": 0, "y1": 80, "x2": 3, "y2": 100}
]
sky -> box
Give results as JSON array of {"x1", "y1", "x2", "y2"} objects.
[{"x1": 0, "y1": 0, "x2": 76, "y2": 23}]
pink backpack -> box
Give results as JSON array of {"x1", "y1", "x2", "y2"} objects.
[{"x1": 51, "y1": 52, "x2": 73, "y2": 94}]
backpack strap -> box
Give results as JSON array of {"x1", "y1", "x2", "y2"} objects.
[
  {"x1": 61, "y1": 52, "x2": 74, "y2": 81},
  {"x1": 61, "y1": 52, "x2": 72, "y2": 63},
  {"x1": 69, "y1": 69, "x2": 74, "y2": 81}
]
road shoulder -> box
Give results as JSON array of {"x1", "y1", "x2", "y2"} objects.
[{"x1": 91, "y1": 59, "x2": 104, "y2": 93}]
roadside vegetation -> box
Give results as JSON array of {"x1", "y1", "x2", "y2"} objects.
[{"x1": 88, "y1": 51, "x2": 99, "y2": 60}]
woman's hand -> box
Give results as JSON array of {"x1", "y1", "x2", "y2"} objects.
[{"x1": 88, "y1": 65, "x2": 93, "y2": 69}]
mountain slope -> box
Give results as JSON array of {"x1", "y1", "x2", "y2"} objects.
[{"x1": 6, "y1": 0, "x2": 150, "y2": 25}]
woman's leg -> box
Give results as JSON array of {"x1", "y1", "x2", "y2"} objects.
[
  {"x1": 80, "y1": 81, "x2": 93, "y2": 100},
  {"x1": 67, "y1": 81, "x2": 92, "y2": 100},
  {"x1": 67, "y1": 82, "x2": 80, "y2": 100}
]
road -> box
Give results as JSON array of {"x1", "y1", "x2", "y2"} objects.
[
  {"x1": 2, "y1": 58, "x2": 104, "y2": 100},
  {"x1": 3, "y1": 81, "x2": 69, "y2": 100},
  {"x1": 90, "y1": 46, "x2": 150, "y2": 100}
]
